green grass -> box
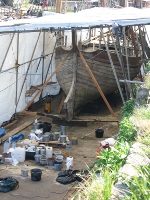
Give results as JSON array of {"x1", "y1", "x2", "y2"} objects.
[
  {"x1": 144, "y1": 74, "x2": 150, "y2": 89},
  {"x1": 123, "y1": 165, "x2": 150, "y2": 200},
  {"x1": 132, "y1": 106, "x2": 150, "y2": 120}
]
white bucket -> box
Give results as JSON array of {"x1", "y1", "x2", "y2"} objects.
[
  {"x1": 46, "y1": 147, "x2": 53, "y2": 158},
  {"x1": 14, "y1": 147, "x2": 25, "y2": 162}
]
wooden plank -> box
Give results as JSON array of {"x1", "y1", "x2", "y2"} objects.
[
  {"x1": 39, "y1": 141, "x2": 66, "y2": 148},
  {"x1": 73, "y1": 116, "x2": 119, "y2": 122},
  {"x1": 1, "y1": 118, "x2": 40, "y2": 143},
  {"x1": 57, "y1": 95, "x2": 66, "y2": 114},
  {"x1": 19, "y1": 111, "x2": 65, "y2": 120}
]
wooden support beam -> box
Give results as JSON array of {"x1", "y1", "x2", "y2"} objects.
[
  {"x1": 23, "y1": 50, "x2": 71, "y2": 111},
  {"x1": 78, "y1": 48, "x2": 116, "y2": 117},
  {"x1": 56, "y1": 0, "x2": 62, "y2": 13}
]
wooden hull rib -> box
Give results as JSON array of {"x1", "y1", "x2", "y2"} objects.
[{"x1": 55, "y1": 46, "x2": 139, "y2": 120}]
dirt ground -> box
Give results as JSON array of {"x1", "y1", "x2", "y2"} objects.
[{"x1": 0, "y1": 92, "x2": 123, "y2": 200}]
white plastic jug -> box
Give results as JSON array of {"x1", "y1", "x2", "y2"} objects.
[
  {"x1": 46, "y1": 147, "x2": 53, "y2": 158},
  {"x1": 14, "y1": 147, "x2": 25, "y2": 162}
]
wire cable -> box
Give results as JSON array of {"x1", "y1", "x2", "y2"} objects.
[{"x1": 0, "y1": 74, "x2": 24, "y2": 93}]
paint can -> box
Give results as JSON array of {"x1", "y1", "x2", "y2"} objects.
[
  {"x1": 60, "y1": 125, "x2": 66, "y2": 135},
  {"x1": 21, "y1": 165, "x2": 28, "y2": 177},
  {"x1": 31, "y1": 168, "x2": 42, "y2": 181}
]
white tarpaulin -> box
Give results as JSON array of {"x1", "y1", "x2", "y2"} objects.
[
  {"x1": 0, "y1": 31, "x2": 60, "y2": 125},
  {"x1": 0, "y1": 7, "x2": 150, "y2": 125}
]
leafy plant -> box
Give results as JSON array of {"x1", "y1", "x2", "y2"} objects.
[
  {"x1": 132, "y1": 84, "x2": 140, "y2": 98},
  {"x1": 121, "y1": 99, "x2": 136, "y2": 118},
  {"x1": 94, "y1": 141, "x2": 130, "y2": 173},
  {"x1": 144, "y1": 61, "x2": 150, "y2": 74},
  {"x1": 118, "y1": 117, "x2": 137, "y2": 142}
]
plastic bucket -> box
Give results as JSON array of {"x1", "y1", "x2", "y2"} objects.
[
  {"x1": 47, "y1": 157, "x2": 55, "y2": 166},
  {"x1": 60, "y1": 135, "x2": 66, "y2": 143},
  {"x1": 54, "y1": 163, "x2": 62, "y2": 171},
  {"x1": 34, "y1": 154, "x2": 41, "y2": 163},
  {"x1": 43, "y1": 122, "x2": 52, "y2": 133},
  {"x1": 60, "y1": 125, "x2": 66, "y2": 135},
  {"x1": 31, "y1": 168, "x2": 42, "y2": 181},
  {"x1": 95, "y1": 128, "x2": 104, "y2": 138}
]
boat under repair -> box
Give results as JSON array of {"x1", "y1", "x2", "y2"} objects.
[{"x1": 55, "y1": 25, "x2": 150, "y2": 120}]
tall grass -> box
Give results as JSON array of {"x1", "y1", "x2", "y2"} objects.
[
  {"x1": 71, "y1": 169, "x2": 115, "y2": 200},
  {"x1": 123, "y1": 165, "x2": 150, "y2": 200}
]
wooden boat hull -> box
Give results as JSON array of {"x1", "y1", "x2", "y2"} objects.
[{"x1": 55, "y1": 46, "x2": 139, "y2": 119}]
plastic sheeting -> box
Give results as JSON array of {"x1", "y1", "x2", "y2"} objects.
[{"x1": 0, "y1": 31, "x2": 60, "y2": 125}]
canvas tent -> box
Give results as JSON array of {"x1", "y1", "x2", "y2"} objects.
[{"x1": 0, "y1": 7, "x2": 150, "y2": 125}]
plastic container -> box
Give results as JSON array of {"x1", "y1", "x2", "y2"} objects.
[
  {"x1": 95, "y1": 128, "x2": 104, "y2": 138},
  {"x1": 60, "y1": 135, "x2": 66, "y2": 143},
  {"x1": 43, "y1": 122, "x2": 52, "y2": 133},
  {"x1": 31, "y1": 168, "x2": 42, "y2": 181},
  {"x1": 4, "y1": 142, "x2": 10, "y2": 152},
  {"x1": 54, "y1": 163, "x2": 62, "y2": 171},
  {"x1": 52, "y1": 132, "x2": 60, "y2": 141},
  {"x1": 40, "y1": 148, "x2": 46, "y2": 155},
  {"x1": 34, "y1": 154, "x2": 41, "y2": 163},
  {"x1": 47, "y1": 157, "x2": 55, "y2": 166},
  {"x1": 14, "y1": 147, "x2": 25, "y2": 162},
  {"x1": 60, "y1": 125, "x2": 66, "y2": 135},
  {"x1": 26, "y1": 151, "x2": 35, "y2": 160},
  {"x1": 46, "y1": 147, "x2": 53, "y2": 158},
  {"x1": 21, "y1": 165, "x2": 28, "y2": 177},
  {"x1": 40, "y1": 155, "x2": 47, "y2": 165},
  {"x1": 42, "y1": 135, "x2": 50, "y2": 142}
]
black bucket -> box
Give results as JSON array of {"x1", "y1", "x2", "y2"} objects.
[
  {"x1": 31, "y1": 168, "x2": 42, "y2": 181},
  {"x1": 95, "y1": 128, "x2": 104, "y2": 138},
  {"x1": 43, "y1": 122, "x2": 52, "y2": 133}
]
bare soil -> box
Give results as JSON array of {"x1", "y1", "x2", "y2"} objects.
[{"x1": 0, "y1": 92, "x2": 123, "y2": 200}]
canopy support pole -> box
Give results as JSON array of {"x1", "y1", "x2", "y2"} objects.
[{"x1": 16, "y1": 31, "x2": 42, "y2": 107}]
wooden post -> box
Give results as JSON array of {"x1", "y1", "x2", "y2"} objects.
[
  {"x1": 63, "y1": 29, "x2": 77, "y2": 120},
  {"x1": 56, "y1": 0, "x2": 62, "y2": 13},
  {"x1": 17, "y1": 31, "x2": 42, "y2": 106},
  {"x1": 41, "y1": 31, "x2": 45, "y2": 98},
  {"x1": 23, "y1": 50, "x2": 72, "y2": 111},
  {"x1": 15, "y1": 32, "x2": 19, "y2": 113},
  {"x1": 78, "y1": 48, "x2": 116, "y2": 117},
  {"x1": 130, "y1": 27, "x2": 143, "y2": 81}
]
